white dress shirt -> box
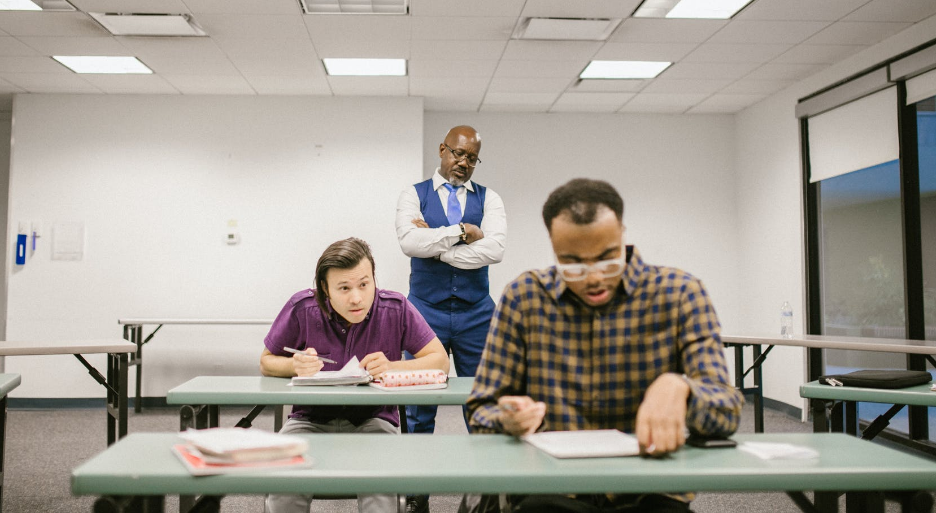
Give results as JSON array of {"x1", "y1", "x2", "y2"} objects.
[{"x1": 396, "y1": 169, "x2": 507, "y2": 270}]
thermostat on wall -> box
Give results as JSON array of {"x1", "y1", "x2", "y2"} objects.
[{"x1": 225, "y1": 232, "x2": 240, "y2": 245}]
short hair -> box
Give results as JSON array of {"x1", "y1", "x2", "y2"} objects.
[
  {"x1": 542, "y1": 178, "x2": 624, "y2": 232},
  {"x1": 314, "y1": 237, "x2": 376, "y2": 311}
]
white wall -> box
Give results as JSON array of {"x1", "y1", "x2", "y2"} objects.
[
  {"x1": 734, "y1": 14, "x2": 936, "y2": 410},
  {"x1": 423, "y1": 112, "x2": 745, "y2": 337},
  {"x1": 5, "y1": 94, "x2": 423, "y2": 398}
]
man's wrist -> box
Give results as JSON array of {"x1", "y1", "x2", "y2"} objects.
[{"x1": 459, "y1": 222, "x2": 467, "y2": 241}]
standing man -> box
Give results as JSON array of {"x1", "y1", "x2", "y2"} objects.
[
  {"x1": 396, "y1": 125, "x2": 507, "y2": 513},
  {"x1": 464, "y1": 178, "x2": 742, "y2": 513}
]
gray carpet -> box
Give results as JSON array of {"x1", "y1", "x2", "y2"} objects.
[{"x1": 2, "y1": 401, "x2": 930, "y2": 512}]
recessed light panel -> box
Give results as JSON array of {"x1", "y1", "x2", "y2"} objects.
[
  {"x1": 53, "y1": 56, "x2": 153, "y2": 74},
  {"x1": 633, "y1": 0, "x2": 753, "y2": 19},
  {"x1": 513, "y1": 18, "x2": 622, "y2": 41},
  {"x1": 0, "y1": 0, "x2": 74, "y2": 10},
  {"x1": 580, "y1": 61, "x2": 671, "y2": 80},
  {"x1": 323, "y1": 58, "x2": 406, "y2": 76},
  {"x1": 89, "y1": 13, "x2": 207, "y2": 37},
  {"x1": 300, "y1": 0, "x2": 407, "y2": 14}
]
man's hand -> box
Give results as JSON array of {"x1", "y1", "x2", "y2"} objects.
[
  {"x1": 291, "y1": 349, "x2": 325, "y2": 377},
  {"x1": 635, "y1": 373, "x2": 691, "y2": 456},
  {"x1": 360, "y1": 351, "x2": 391, "y2": 378},
  {"x1": 463, "y1": 223, "x2": 484, "y2": 244},
  {"x1": 411, "y1": 218, "x2": 429, "y2": 229},
  {"x1": 498, "y1": 396, "x2": 546, "y2": 436}
]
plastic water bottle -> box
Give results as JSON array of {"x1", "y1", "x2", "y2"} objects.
[{"x1": 780, "y1": 301, "x2": 794, "y2": 339}]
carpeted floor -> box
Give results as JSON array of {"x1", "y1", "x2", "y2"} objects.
[{"x1": 2, "y1": 401, "x2": 931, "y2": 512}]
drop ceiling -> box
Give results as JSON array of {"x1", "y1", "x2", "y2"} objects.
[{"x1": 0, "y1": 0, "x2": 933, "y2": 114}]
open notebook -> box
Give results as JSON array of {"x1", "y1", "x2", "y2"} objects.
[
  {"x1": 290, "y1": 356, "x2": 373, "y2": 386},
  {"x1": 522, "y1": 429, "x2": 640, "y2": 458}
]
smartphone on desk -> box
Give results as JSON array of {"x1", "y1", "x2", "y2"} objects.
[{"x1": 686, "y1": 436, "x2": 737, "y2": 448}]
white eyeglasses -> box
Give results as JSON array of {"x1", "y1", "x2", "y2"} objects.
[{"x1": 556, "y1": 257, "x2": 626, "y2": 282}]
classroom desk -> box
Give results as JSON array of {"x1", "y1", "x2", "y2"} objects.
[
  {"x1": 118, "y1": 319, "x2": 272, "y2": 413},
  {"x1": 0, "y1": 373, "x2": 20, "y2": 513},
  {"x1": 72, "y1": 432, "x2": 936, "y2": 513},
  {"x1": 0, "y1": 339, "x2": 135, "y2": 445},
  {"x1": 800, "y1": 381, "x2": 936, "y2": 440},
  {"x1": 722, "y1": 334, "x2": 936, "y2": 433},
  {"x1": 166, "y1": 376, "x2": 474, "y2": 432}
]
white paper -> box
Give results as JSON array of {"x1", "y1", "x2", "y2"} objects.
[
  {"x1": 522, "y1": 430, "x2": 640, "y2": 458},
  {"x1": 313, "y1": 356, "x2": 368, "y2": 379},
  {"x1": 179, "y1": 427, "x2": 307, "y2": 456},
  {"x1": 289, "y1": 356, "x2": 372, "y2": 386},
  {"x1": 738, "y1": 442, "x2": 819, "y2": 460}
]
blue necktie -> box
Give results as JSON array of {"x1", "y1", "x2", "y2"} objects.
[{"x1": 443, "y1": 183, "x2": 463, "y2": 226}]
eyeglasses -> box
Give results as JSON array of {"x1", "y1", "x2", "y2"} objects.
[
  {"x1": 444, "y1": 144, "x2": 481, "y2": 167},
  {"x1": 556, "y1": 257, "x2": 626, "y2": 282}
]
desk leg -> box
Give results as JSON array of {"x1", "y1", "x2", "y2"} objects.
[
  {"x1": 0, "y1": 394, "x2": 6, "y2": 513},
  {"x1": 812, "y1": 399, "x2": 830, "y2": 433},
  {"x1": 844, "y1": 402, "x2": 858, "y2": 436},
  {"x1": 134, "y1": 325, "x2": 143, "y2": 413},
  {"x1": 752, "y1": 345, "x2": 764, "y2": 433},
  {"x1": 845, "y1": 491, "x2": 884, "y2": 513},
  {"x1": 94, "y1": 495, "x2": 165, "y2": 512},
  {"x1": 106, "y1": 352, "x2": 129, "y2": 445}
]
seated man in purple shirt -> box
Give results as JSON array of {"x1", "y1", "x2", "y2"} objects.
[{"x1": 260, "y1": 237, "x2": 449, "y2": 513}]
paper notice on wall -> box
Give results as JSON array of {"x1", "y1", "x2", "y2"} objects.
[{"x1": 52, "y1": 222, "x2": 84, "y2": 261}]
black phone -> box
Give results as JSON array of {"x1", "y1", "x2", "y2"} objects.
[{"x1": 686, "y1": 436, "x2": 737, "y2": 448}]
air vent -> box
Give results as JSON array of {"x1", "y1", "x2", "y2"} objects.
[
  {"x1": 89, "y1": 13, "x2": 207, "y2": 37},
  {"x1": 512, "y1": 17, "x2": 622, "y2": 41},
  {"x1": 299, "y1": 0, "x2": 408, "y2": 15}
]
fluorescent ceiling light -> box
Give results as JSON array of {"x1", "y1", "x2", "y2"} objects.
[
  {"x1": 0, "y1": 0, "x2": 74, "y2": 10},
  {"x1": 513, "y1": 17, "x2": 622, "y2": 41},
  {"x1": 300, "y1": 0, "x2": 407, "y2": 14},
  {"x1": 580, "y1": 60, "x2": 671, "y2": 79},
  {"x1": 89, "y1": 13, "x2": 207, "y2": 36},
  {"x1": 323, "y1": 58, "x2": 406, "y2": 76},
  {"x1": 633, "y1": 0, "x2": 753, "y2": 19},
  {"x1": 53, "y1": 56, "x2": 153, "y2": 74}
]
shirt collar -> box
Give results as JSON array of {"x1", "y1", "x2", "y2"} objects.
[
  {"x1": 432, "y1": 168, "x2": 474, "y2": 192},
  {"x1": 552, "y1": 245, "x2": 642, "y2": 305}
]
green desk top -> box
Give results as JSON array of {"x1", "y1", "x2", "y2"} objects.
[
  {"x1": 166, "y1": 376, "x2": 473, "y2": 406},
  {"x1": 72, "y1": 432, "x2": 936, "y2": 497},
  {"x1": 0, "y1": 373, "x2": 20, "y2": 397},
  {"x1": 800, "y1": 381, "x2": 936, "y2": 406}
]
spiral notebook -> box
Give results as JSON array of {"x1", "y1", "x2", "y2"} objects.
[{"x1": 522, "y1": 429, "x2": 640, "y2": 458}]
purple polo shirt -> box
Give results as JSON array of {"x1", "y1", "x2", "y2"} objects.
[{"x1": 264, "y1": 287, "x2": 436, "y2": 427}]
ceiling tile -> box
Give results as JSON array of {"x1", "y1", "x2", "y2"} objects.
[
  {"x1": 411, "y1": 16, "x2": 515, "y2": 40},
  {"x1": 593, "y1": 42, "x2": 697, "y2": 62},
  {"x1": 0, "y1": 36, "x2": 41, "y2": 56},
  {"x1": 481, "y1": 91, "x2": 556, "y2": 111},
  {"x1": 720, "y1": 79, "x2": 795, "y2": 95},
  {"x1": 609, "y1": 19, "x2": 727, "y2": 44},
  {"x1": 843, "y1": 0, "x2": 936, "y2": 23},
  {"x1": 410, "y1": 77, "x2": 488, "y2": 101},
  {"x1": 183, "y1": 0, "x2": 300, "y2": 14},
  {"x1": 326, "y1": 75, "x2": 408, "y2": 95},
  {"x1": 501, "y1": 40, "x2": 601, "y2": 61},
  {"x1": 18, "y1": 36, "x2": 127, "y2": 56},
  {"x1": 549, "y1": 92, "x2": 634, "y2": 113},
  {"x1": 140, "y1": 54, "x2": 240, "y2": 75},
  {"x1": 773, "y1": 43, "x2": 867, "y2": 64},
  {"x1": 162, "y1": 73, "x2": 254, "y2": 94},
  {"x1": 707, "y1": 20, "x2": 830, "y2": 45},
  {"x1": 242, "y1": 73, "x2": 332, "y2": 95},
  {"x1": 520, "y1": 0, "x2": 642, "y2": 19},
  {"x1": 0, "y1": 94, "x2": 11, "y2": 110},
  {"x1": 0, "y1": 76, "x2": 23, "y2": 93},
  {"x1": 409, "y1": 40, "x2": 506, "y2": 60},
  {"x1": 214, "y1": 38, "x2": 322, "y2": 76},
  {"x1": 682, "y1": 42, "x2": 791, "y2": 63},
  {"x1": 569, "y1": 79, "x2": 647, "y2": 92},
  {"x1": 78, "y1": 73, "x2": 180, "y2": 94},
  {"x1": 803, "y1": 21, "x2": 912, "y2": 46},
  {"x1": 423, "y1": 95, "x2": 482, "y2": 112},
  {"x1": 686, "y1": 93, "x2": 766, "y2": 113},
  {"x1": 1, "y1": 71, "x2": 99, "y2": 92},
  {"x1": 194, "y1": 15, "x2": 309, "y2": 39},
  {"x1": 312, "y1": 39, "x2": 409, "y2": 59},
  {"x1": 306, "y1": 14, "x2": 411, "y2": 43},
  {"x1": 743, "y1": 62, "x2": 827, "y2": 81},
  {"x1": 69, "y1": 0, "x2": 191, "y2": 14},
  {"x1": 409, "y1": 59, "x2": 497, "y2": 78},
  {"x1": 642, "y1": 78, "x2": 732, "y2": 94},
  {"x1": 116, "y1": 36, "x2": 229, "y2": 60},
  {"x1": 494, "y1": 59, "x2": 585, "y2": 79},
  {"x1": 0, "y1": 13, "x2": 110, "y2": 37},
  {"x1": 0, "y1": 55, "x2": 67, "y2": 73},
  {"x1": 488, "y1": 77, "x2": 571, "y2": 94},
  {"x1": 619, "y1": 93, "x2": 708, "y2": 113},
  {"x1": 735, "y1": 0, "x2": 869, "y2": 21},
  {"x1": 661, "y1": 61, "x2": 760, "y2": 81},
  {"x1": 410, "y1": 0, "x2": 525, "y2": 17}
]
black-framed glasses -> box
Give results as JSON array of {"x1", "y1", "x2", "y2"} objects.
[{"x1": 444, "y1": 144, "x2": 481, "y2": 167}]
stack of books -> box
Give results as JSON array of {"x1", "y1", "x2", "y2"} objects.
[{"x1": 172, "y1": 427, "x2": 313, "y2": 475}]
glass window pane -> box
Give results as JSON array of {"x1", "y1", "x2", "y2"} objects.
[{"x1": 918, "y1": 97, "x2": 936, "y2": 341}]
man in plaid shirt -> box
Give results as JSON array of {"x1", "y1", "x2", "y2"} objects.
[{"x1": 465, "y1": 178, "x2": 743, "y2": 513}]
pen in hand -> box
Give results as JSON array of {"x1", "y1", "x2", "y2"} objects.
[{"x1": 283, "y1": 346, "x2": 337, "y2": 364}]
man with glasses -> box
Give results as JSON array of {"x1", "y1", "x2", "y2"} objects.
[
  {"x1": 462, "y1": 178, "x2": 741, "y2": 513},
  {"x1": 395, "y1": 125, "x2": 507, "y2": 513}
]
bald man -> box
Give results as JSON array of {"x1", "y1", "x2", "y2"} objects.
[{"x1": 395, "y1": 125, "x2": 507, "y2": 513}]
